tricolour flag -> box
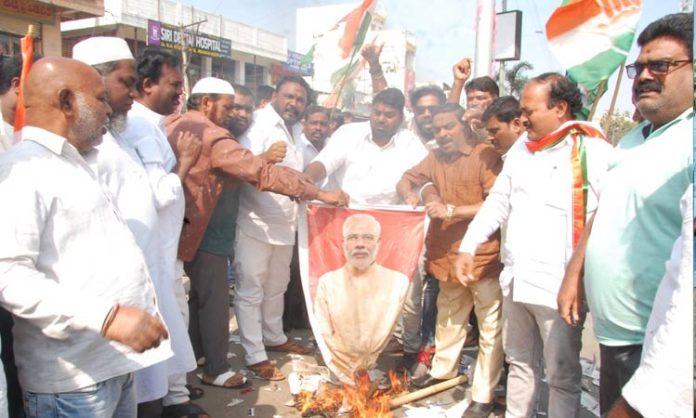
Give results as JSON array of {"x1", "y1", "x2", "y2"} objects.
[
  {"x1": 303, "y1": 0, "x2": 376, "y2": 108},
  {"x1": 546, "y1": 0, "x2": 642, "y2": 118}
]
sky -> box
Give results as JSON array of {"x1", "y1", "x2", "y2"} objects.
[{"x1": 192, "y1": 0, "x2": 685, "y2": 117}]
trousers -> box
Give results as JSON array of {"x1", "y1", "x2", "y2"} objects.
[
  {"x1": 430, "y1": 278, "x2": 503, "y2": 403},
  {"x1": 233, "y1": 230, "x2": 293, "y2": 365},
  {"x1": 502, "y1": 292, "x2": 582, "y2": 417}
]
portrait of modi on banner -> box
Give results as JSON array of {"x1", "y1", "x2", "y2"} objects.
[{"x1": 298, "y1": 204, "x2": 426, "y2": 384}]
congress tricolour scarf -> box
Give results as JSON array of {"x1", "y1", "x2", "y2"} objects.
[{"x1": 526, "y1": 121, "x2": 606, "y2": 248}]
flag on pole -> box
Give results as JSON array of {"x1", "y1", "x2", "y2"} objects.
[
  {"x1": 546, "y1": 0, "x2": 642, "y2": 119},
  {"x1": 13, "y1": 28, "x2": 36, "y2": 133},
  {"x1": 337, "y1": 0, "x2": 375, "y2": 59},
  {"x1": 304, "y1": 0, "x2": 376, "y2": 108}
]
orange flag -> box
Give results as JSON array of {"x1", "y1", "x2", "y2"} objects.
[
  {"x1": 337, "y1": 0, "x2": 374, "y2": 59},
  {"x1": 13, "y1": 33, "x2": 34, "y2": 133}
]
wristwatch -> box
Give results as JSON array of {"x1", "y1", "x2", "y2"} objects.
[{"x1": 445, "y1": 204, "x2": 455, "y2": 221}]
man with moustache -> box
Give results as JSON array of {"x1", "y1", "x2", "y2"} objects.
[
  {"x1": 409, "y1": 85, "x2": 447, "y2": 149},
  {"x1": 170, "y1": 77, "x2": 347, "y2": 382},
  {"x1": 397, "y1": 103, "x2": 504, "y2": 418},
  {"x1": 0, "y1": 57, "x2": 169, "y2": 416},
  {"x1": 314, "y1": 214, "x2": 409, "y2": 383},
  {"x1": 456, "y1": 73, "x2": 613, "y2": 417},
  {"x1": 482, "y1": 96, "x2": 524, "y2": 159},
  {"x1": 122, "y1": 46, "x2": 201, "y2": 416},
  {"x1": 72, "y1": 37, "x2": 204, "y2": 417},
  {"x1": 284, "y1": 104, "x2": 332, "y2": 331},
  {"x1": 176, "y1": 80, "x2": 307, "y2": 388},
  {"x1": 305, "y1": 88, "x2": 428, "y2": 205},
  {"x1": 298, "y1": 105, "x2": 331, "y2": 165},
  {"x1": 558, "y1": 13, "x2": 694, "y2": 414},
  {"x1": 447, "y1": 58, "x2": 499, "y2": 112},
  {"x1": 400, "y1": 84, "x2": 447, "y2": 375}
]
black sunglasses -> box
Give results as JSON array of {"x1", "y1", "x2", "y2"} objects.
[{"x1": 625, "y1": 59, "x2": 691, "y2": 79}]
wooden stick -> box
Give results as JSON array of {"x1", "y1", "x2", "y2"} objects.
[
  {"x1": 389, "y1": 375, "x2": 468, "y2": 409},
  {"x1": 587, "y1": 79, "x2": 607, "y2": 121},
  {"x1": 604, "y1": 63, "x2": 625, "y2": 135}
]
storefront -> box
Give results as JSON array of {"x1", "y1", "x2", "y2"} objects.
[
  {"x1": 146, "y1": 19, "x2": 234, "y2": 86},
  {"x1": 271, "y1": 50, "x2": 314, "y2": 84},
  {"x1": 0, "y1": 0, "x2": 103, "y2": 57},
  {"x1": 62, "y1": 0, "x2": 287, "y2": 93}
]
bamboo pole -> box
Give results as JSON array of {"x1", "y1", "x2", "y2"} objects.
[
  {"x1": 604, "y1": 63, "x2": 625, "y2": 139},
  {"x1": 388, "y1": 375, "x2": 468, "y2": 409},
  {"x1": 587, "y1": 79, "x2": 607, "y2": 121}
]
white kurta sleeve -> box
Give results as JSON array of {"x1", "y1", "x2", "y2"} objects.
[{"x1": 133, "y1": 135, "x2": 184, "y2": 210}]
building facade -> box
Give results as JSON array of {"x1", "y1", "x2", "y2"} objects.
[
  {"x1": 0, "y1": 0, "x2": 104, "y2": 57},
  {"x1": 61, "y1": 0, "x2": 287, "y2": 91}
]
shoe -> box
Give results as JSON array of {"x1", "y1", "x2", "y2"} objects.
[
  {"x1": 410, "y1": 373, "x2": 446, "y2": 389},
  {"x1": 461, "y1": 401, "x2": 495, "y2": 418},
  {"x1": 247, "y1": 360, "x2": 285, "y2": 381},
  {"x1": 265, "y1": 340, "x2": 313, "y2": 355},
  {"x1": 410, "y1": 361, "x2": 430, "y2": 380}
]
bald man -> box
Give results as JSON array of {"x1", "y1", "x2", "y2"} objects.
[
  {"x1": 0, "y1": 57, "x2": 170, "y2": 417},
  {"x1": 314, "y1": 214, "x2": 409, "y2": 383}
]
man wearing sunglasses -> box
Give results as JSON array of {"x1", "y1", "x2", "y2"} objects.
[{"x1": 558, "y1": 12, "x2": 693, "y2": 415}]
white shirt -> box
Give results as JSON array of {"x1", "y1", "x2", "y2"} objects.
[
  {"x1": 123, "y1": 102, "x2": 185, "y2": 286},
  {"x1": 0, "y1": 126, "x2": 170, "y2": 393},
  {"x1": 298, "y1": 133, "x2": 321, "y2": 170},
  {"x1": 0, "y1": 103, "x2": 17, "y2": 153},
  {"x1": 458, "y1": 125, "x2": 614, "y2": 308},
  {"x1": 87, "y1": 131, "x2": 195, "y2": 402},
  {"x1": 123, "y1": 101, "x2": 181, "y2": 207},
  {"x1": 622, "y1": 188, "x2": 693, "y2": 418},
  {"x1": 314, "y1": 121, "x2": 428, "y2": 205},
  {"x1": 237, "y1": 105, "x2": 304, "y2": 245}
]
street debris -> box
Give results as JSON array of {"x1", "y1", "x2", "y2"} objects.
[{"x1": 227, "y1": 398, "x2": 243, "y2": 407}]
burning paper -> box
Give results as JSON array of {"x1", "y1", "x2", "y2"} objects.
[
  {"x1": 299, "y1": 204, "x2": 425, "y2": 384},
  {"x1": 294, "y1": 370, "x2": 409, "y2": 417}
]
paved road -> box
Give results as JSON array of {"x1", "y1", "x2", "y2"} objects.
[{"x1": 188, "y1": 311, "x2": 600, "y2": 417}]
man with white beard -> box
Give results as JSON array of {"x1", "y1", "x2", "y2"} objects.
[
  {"x1": 314, "y1": 214, "x2": 409, "y2": 382},
  {"x1": 73, "y1": 38, "x2": 204, "y2": 417},
  {"x1": 0, "y1": 56, "x2": 169, "y2": 418}
]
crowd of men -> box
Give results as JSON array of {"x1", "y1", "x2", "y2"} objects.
[{"x1": 0, "y1": 10, "x2": 691, "y2": 418}]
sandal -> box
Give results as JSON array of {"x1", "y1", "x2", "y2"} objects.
[
  {"x1": 265, "y1": 340, "x2": 313, "y2": 355},
  {"x1": 161, "y1": 401, "x2": 209, "y2": 418},
  {"x1": 185, "y1": 384, "x2": 204, "y2": 400},
  {"x1": 247, "y1": 360, "x2": 285, "y2": 381},
  {"x1": 196, "y1": 370, "x2": 247, "y2": 388}
]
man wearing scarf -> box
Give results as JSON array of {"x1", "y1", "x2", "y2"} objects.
[{"x1": 455, "y1": 73, "x2": 614, "y2": 417}]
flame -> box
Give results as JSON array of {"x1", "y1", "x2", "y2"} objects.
[{"x1": 294, "y1": 370, "x2": 408, "y2": 417}]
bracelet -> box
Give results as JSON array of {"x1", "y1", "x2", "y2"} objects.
[
  {"x1": 101, "y1": 304, "x2": 120, "y2": 337},
  {"x1": 445, "y1": 204, "x2": 455, "y2": 221}
]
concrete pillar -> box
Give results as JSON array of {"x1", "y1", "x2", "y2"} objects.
[
  {"x1": 202, "y1": 56, "x2": 212, "y2": 77},
  {"x1": 41, "y1": 12, "x2": 63, "y2": 56},
  {"x1": 474, "y1": 0, "x2": 495, "y2": 77},
  {"x1": 234, "y1": 60, "x2": 245, "y2": 85}
]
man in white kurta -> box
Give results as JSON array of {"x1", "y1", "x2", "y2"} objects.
[
  {"x1": 0, "y1": 56, "x2": 170, "y2": 417},
  {"x1": 73, "y1": 37, "x2": 198, "y2": 408},
  {"x1": 314, "y1": 214, "x2": 409, "y2": 383},
  {"x1": 235, "y1": 76, "x2": 318, "y2": 380}
]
